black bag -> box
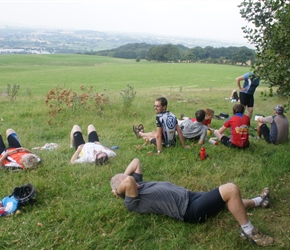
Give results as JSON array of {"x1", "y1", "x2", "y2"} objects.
[{"x1": 11, "y1": 183, "x2": 36, "y2": 206}]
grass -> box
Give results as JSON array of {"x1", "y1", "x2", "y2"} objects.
[{"x1": 0, "y1": 54, "x2": 289, "y2": 249}]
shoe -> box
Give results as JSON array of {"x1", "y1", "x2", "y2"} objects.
[
  {"x1": 240, "y1": 227, "x2": 274, "y2": 246},
  {"x1": 260, "y1": 187, "x2": 270, "y2": 208},
  {"x1": 137, "y1": 124, "x2": 144, "y2": 133},
  {"x1": 132, "y1": 125, "x2": 140, "y2": 137}
]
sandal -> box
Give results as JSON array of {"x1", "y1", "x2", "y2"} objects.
[
  {"x1": 138, "y1": 124, "x2": 144, "y2": 133},
  {"x1": 133, "y1": 125, "x2": 140, "y2": 137}
]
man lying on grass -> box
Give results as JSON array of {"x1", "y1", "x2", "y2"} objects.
[
  {"x1": 110, "y1": 158, "x2": 274, "y2": 247},
  {"x1": 0, "y1": 128, "x2": 41, "y2": 171},
  {"x1": 70, "y1": 124, "x2": 116, "y2": 165}
]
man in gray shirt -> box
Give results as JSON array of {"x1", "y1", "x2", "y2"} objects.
[
  {"x1": 110, "y1": 158, "x2": 274, "y2": 246},
  {"x1": 178, "y1": 110, "x2": 208, "y2": 144},
  {"x1": 256, "y1": 104, "x2": 288, "y2": 144}
]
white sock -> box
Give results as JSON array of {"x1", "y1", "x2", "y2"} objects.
[
  {"x1": 252, "y1": 196, "x2": 262, "y2": 207},
  {"x1": 241, "y1": 221, "x2": 254, "y2": 235}
]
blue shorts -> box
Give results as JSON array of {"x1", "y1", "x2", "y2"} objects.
[{"x1": 183, "y1": 188, "x2": 225, "y2": 223}]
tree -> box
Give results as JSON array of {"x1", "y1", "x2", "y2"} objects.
[{"x1": 239, "y1": 0, "x2": 290, "y2": 98}]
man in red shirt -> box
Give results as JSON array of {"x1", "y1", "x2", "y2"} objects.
[
  {"x1": 213, "y1": 104, "x2": 250, "y2": 148},
  {"x1": 0, "y1": 128, "x2": 41, "y2": 170}
]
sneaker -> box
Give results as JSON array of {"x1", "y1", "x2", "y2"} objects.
[
  {"x1": 260, "y1": 187, "x2": 270, "y2": 208},
  {"x1": 240, "y1": 227, "x2": 274, "y2": 246}
]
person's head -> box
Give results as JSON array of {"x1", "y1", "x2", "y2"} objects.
[
  {"x1": 110, "y1": 173, "x2": 128, "y2": 190},
  {"x1": 233, "y1": 104, "x2": 245, "y2": 114},
  {"x1": 204, "y1": 108, "x2": 214, "y2": 120},
  {"x1": 274, "y1": 104, "x2": 284, "y2": 115},
  {"x1": 154, "y1": 97, "x2": 167, "y2": 113},
  {"x1": 20, "y1": 154, "x2": 40, "y2": 169},
  {"x1": 94, "y1": 152, "x2": 109, "y2": 165},
  {"x1": 195, "y1": 110, "x2": 206, "y2": 122}
]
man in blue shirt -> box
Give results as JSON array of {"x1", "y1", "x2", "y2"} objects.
[{"x1": 236, "y1": 72, "x2": 260, "y2": 120}]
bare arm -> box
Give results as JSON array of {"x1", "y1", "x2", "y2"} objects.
[
  {"x1": 176, "y1": 124, "x2": 190, "y2": 148},
  {"x1": 156, "y1": 126, "x2": 163, "y2": 153},
  {"x1": 112, "y1": 176, "x2": 138, "y2": 198},
  {"x1": 70, "y1": 144, "x2": 84, "y2": 164},
  {"x1": 124, "y1": 158, "x2": 142, "y2": 175},
  {"x1": 236, "y1": 76, "x2": 245, "y2": 91}
]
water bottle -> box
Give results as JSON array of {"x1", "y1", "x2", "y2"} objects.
[
  {"x1": 208, "y1": 139, "x2": 218, "y2": 145},
  {"x1": 199, "y1": 147, "x2": 207, "y2": 160},
  {"x1": 110, "y1": 146, "x2": 119, "y2": 150}
]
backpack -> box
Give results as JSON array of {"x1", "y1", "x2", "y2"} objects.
[{"x1": 0, "y1": 183, "x2": 36, "y2": 216}]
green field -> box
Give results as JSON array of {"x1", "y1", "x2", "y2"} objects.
[{"x1": 0, "y1": 54, "x2": 289, "y2": 249}]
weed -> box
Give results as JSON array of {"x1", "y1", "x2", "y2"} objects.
[
  {"x1": 6, "y1": 83, "x2": 20, "y2": 101},
  {"x1": 119, "y1": 84, "x2": 137, "y2": 109}
]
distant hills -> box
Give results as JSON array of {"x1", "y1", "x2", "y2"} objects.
[{"x1": 0, "y1": 25, "x2": 251, "y2": 54}]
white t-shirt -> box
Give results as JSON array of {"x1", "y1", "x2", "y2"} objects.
[{"x1": 74, "y1": 142, "x2": 116, "y2": 163}]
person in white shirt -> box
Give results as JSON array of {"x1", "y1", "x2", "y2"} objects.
[{"x1": 70, "y1": 124, "x2": 116, "y2": 165}]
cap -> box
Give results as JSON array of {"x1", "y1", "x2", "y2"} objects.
[{"x1": 274, "y1": 105, "x2": 284, "y2": 115}]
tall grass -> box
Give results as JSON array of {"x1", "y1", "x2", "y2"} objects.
[{"x1": 0, "y1": 55, "x2": 289, "y2": 249}]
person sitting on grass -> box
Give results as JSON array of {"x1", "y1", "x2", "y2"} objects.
[
  {"x1": 70, "y1": 124, "x2": 116, "y2": 165},
  {"x1": 132, "y1": 97, "x2": 189, "y2": 154},
  {"x1": 178, "y1": 109, "x2": 208, "y2": 145},
  {"x1": 255, "y1": 104, "x2": 289, "y2": 144},
  {"x1": 110, "y1": 158, "x2": 273, "y2": 247},
  {"x1": 229, "y1": 89, "x2": 239, "y2": 102},
  {"x1": 181, "y1": 108, "x2": 214, "y2": 128},
  {"x1": 0, "y1": 128, "x2": 41, "y2": 171},
  {"x1": 213, "y1": 103, "x2": 250, "y2": 149}
]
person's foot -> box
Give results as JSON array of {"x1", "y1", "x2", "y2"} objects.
[
  {"x1": 240, "y1": 227, "x2": 274, "y2": 246},
  {"x1": 260, "y1": 187, "x2": 270, "y2": 208}
]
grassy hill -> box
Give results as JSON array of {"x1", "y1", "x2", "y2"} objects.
[{"x1": 0, "y1": 54, "x2": 289, "y2": 249}]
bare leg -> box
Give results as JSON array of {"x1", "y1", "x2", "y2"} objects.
[
  {"x1": 247, "y1": 107, "x2": 253, "y2": 120},
  {"x1": 213, "y1": 129, "x2": 224, "y2": 141},
  {"x1": 139, "y1": 131, "x2": 157, "y2": 142},
  {"x1": 70, "y1": 125, "x2": 81, "y2": 147},
  {"x1": 257, "y1": 122, "x2": 263, "y2": 138},
  {"x1": 124, "y1": 158, "x2": 142, "y2": 175},
  {"x1": 219, "y1": 183, "x2": 249, "y2": 225}
]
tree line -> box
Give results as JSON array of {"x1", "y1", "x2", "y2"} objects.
[{"x1": 90, "y1": 43, "x2": 256, "y2": 65}]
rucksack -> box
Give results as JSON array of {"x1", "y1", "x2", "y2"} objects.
[
  {"x1": 0, "y1": 183, "x2": 36, "y2": 216},
  {"x1": 11, "y1": 183, "x2": 36, "y2": 206}
]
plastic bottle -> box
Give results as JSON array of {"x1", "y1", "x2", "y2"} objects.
[
  {"x1": 110, "y1": 146, "x2": 119, "y2": 150},
  {"x1": 199, "y1": 147, "x2": 207, "y2": 160},
  {"x1": 208, "y1": 139, "x2": 218, "y2": 145}
]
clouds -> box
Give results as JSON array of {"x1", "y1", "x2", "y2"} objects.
[{"x1": 0, "y1": 0, "x2": 249, "y2": 43}]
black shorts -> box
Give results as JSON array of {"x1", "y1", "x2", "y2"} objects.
[
  {"x1": 220, "y1": 136, "x2": 249, "y2": 149},
  {"x1": 260, "y1": 124, "x2": 271, "y2": 143},
  {"x1": 0, "y1": 133, "x2": 22, "y2": 153},
  {"x1": 73, "y1": 131, "x2": 99, "y2": 150},
  {"x1": 183, "y1": 188, "x2": 225, "y2": 223},
  {"x1": 239, "y1": 92, "x2": 254, "y2": 107}
]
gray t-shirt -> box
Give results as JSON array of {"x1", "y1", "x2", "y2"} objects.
[
  {"x1": 262, "y1": 115, "x2": 289, "y2": 144},
  {"x1": 179, "y1": 119, "x2": 208, "y2": 140},
  {"x1": 124, "y1": 181, "x2": 189, "y2": 221}
]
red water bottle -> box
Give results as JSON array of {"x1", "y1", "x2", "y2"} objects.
[{"x1": 200, "y1": 146, "x2": 207, "y2": 160}]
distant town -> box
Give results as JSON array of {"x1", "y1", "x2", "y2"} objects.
[{"x1": 0, "y1": 25, "x2": 250, "y2": 55}]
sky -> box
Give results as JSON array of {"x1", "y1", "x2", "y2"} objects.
[{"x1": 0, "y1": 0, "x2": 250, "y2": 44}]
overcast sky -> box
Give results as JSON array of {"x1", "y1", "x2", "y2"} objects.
[{"x1": 0, "y1": 0, "x2": 250, "y2": 44}]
